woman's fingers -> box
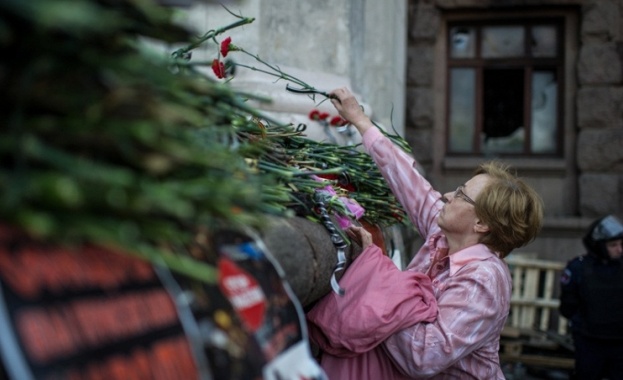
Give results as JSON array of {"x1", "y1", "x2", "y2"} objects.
[
  {"x1": 346, "y1": 228, "x2": 359, "y2": 245},
  {"x1": 346, "y1": 226, "x2": 373, "y2": 248}
]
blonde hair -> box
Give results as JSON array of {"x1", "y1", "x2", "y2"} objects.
[{"x1": 473, "y1": 161, "x2": 544, "y2": 258}]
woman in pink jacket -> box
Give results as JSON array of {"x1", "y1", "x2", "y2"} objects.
[{"x1": 306, "y1": 87, "x2": 544, "y2": 379}]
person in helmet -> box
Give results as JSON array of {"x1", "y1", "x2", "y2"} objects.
[{"x1": 560, "y1": 215, "x2": 623, "y2": 380}]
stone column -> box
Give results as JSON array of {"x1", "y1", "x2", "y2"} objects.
[{"x1": 576, "y1": 0, "x2": 623, "y2": 217}]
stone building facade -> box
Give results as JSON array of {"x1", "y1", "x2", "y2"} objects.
[
  {"x1": 184, "y1": 0, "x2": 622, "y2": 263},
  {"x1": 406, "y1": 0, "x2": 623, "y2": 261}
]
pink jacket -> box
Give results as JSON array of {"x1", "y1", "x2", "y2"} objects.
[
  {"x1": 306, "y1": 244, "x2": 438, "y2": 379},
  {"x1": 307, "y1": 128, "x2": 512, "y2": 379}
]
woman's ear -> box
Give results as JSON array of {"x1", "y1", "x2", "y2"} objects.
[{"x1": 474, "y1": 219, "x2": 490, "y2": 234}]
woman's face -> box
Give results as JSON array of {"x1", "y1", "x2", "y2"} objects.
[
  {"x1": 438, "y1": 173, "x2": 490, "y2": 236},
  {"x1": 605, "y1": 239, "x2": 623, "y2": 260}
]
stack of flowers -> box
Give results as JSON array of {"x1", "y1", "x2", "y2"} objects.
[
  {"x1": 0, "y1": 0, "x2": 409, "y2": 283},
  {"x1": 176, "y1": 22, "x2": 411, "y2": 229}
]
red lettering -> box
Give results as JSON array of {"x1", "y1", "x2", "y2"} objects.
[
  {"x1": 17, "y1": 307, "x2": 77, "y2": 364},
  {"x1": 0, "y1": 237, "x2": 157, "y2": 300},
  {"x1": 15, "y1": 288, "x2": 179, "y2": 365},
  {"x1": 151, "y1": 336, "x2": 197, "y2": 380}
]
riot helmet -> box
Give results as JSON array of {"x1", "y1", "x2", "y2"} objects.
[{"x1": 583, "y1": 215, "x2": 623, "y2": 260}]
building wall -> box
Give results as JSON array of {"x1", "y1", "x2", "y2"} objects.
[
  {"x1": 179, "y1": 0, "x2": 623, "y2": 263},
  {"x1": 406, "y1": 0, "x2": 623, "y2": 262},
  {"x1": 179, "y1": 0, "x2": 407, "y2": 135}
]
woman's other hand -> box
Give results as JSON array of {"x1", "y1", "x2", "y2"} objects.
[{"x1": 346, "y1": 226, "x2": 374, "y2": 250}]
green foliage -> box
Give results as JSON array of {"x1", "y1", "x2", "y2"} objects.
[
  {"x1": 0, "y1": 0, "x2": 279, "y2": 283},
  {"x1": 0, "y1": 0, "x2": 408, "y2": 284}
]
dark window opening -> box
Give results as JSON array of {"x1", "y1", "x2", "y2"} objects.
[
  {"x1": 482, "y1": 69, "x2": 524, "y2": 153},
  {"x1": 446, "y1": 19, "x2": 563, "y2": 157}
]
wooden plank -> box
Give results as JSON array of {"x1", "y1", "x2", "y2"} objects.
[
  {"x1": 520, "y1": 268, "x2": 539, "y2": 328},
  {"x1": 505, "y1": 256, "x2": 570, "y2": 339},
  {"x1": 501, "y1": 341, "x2": 523, "y2": 356},
  {"x1": 558, "y1": 315, "x2": 568, "y2": 335},
  {"x1": 522, "y1": 340, "x2": 559, "y2": 350},
  {"x1": 499, "y1": 354, "x2": 574, "y2": 369},
  {"x1": 543, "y1": 269, "x2": 556, "y2": 299},
  {"x1": 506, "y1": 257, "x2": 565, "y2": 270},
  {"x1": 501, "y1": 326, "x2": 521, "y2": 338},
  {"x1": 511, "y1": 266, "x2": 523, "y2": 328},
  {"x1": 510, "y1": 298, "x2": 559, "y2": 307},
  {"x1": 540, "y1": 269, "x2": 556, "y2": 330}
]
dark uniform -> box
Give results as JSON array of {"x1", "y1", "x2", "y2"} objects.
[{"x1": 560, "y1": 215, "x2": 623, "y2": 380}]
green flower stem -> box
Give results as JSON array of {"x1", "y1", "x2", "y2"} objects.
[
  {"x1": 137, "y1": 244, "x2": 218, "y2": 284},
  {"x1": 172, "y1": 16, "x2": 255, "y2": 58}
]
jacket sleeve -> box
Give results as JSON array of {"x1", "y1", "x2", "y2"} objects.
[
  {"x1": 382, "y1": 260, "x2": 511, "y2": 377},
  {"x1": 559, "y1": 257, "x2": 581, "y2": 319},
  {"x1": 362, "y1": 128, "x2": 443, "y2": 239},
  {"x1": 306, "y1": 245, "x2": 438, "y2": 357}
]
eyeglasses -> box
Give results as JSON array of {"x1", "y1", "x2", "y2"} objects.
[{"x1": 454, "y1": 186, "x2": 476, "y2": 206}]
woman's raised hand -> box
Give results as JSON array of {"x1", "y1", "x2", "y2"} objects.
[{"x1": 329, "y1": 88, "x2": 372, "y2": 135}]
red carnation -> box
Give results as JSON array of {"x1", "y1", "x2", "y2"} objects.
[
  {"x1": 212, "y1": 59, "x2": 226, "y2": 79},
  {"x1": 329, "y1": 116, "x2": 344, "y2": 126},
  {"x1": 309, "y1": 109, "x2": 321, "y2": 120},
  {"x1": 220, "y1": 37, "x2": 232, "y2": 57},
  {"x1": 318, "y1": 112, "x2": 329, "y2": 120}
]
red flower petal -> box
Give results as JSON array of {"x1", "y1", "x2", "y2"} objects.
[
  {"x1": 309, "y1": 109, "x2": 321, "y2": 120},
  {"x1": 318, "y1": 112, "x2": 329, "y2": 120},
  {"x1": 211, "y1": 59, "x2": 225, "y2": 79},
  {"x1": 220, "y1": 37, "x2": 232, "y2": 57},
  {"x1": 329, "y1": 116, "x2": 343, "y2": 126}
]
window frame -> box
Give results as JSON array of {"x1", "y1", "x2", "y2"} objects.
[{"x1": 445, "y1": 17, "x2": 565, "y2": 158}]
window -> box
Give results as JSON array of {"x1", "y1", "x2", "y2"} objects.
[{"x1": 447, "y1": 20, "x2": 563, "y2": 156}]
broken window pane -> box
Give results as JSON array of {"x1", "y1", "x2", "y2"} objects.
[
  {"x1": 482, "y1": 69, "x2": 524, "y2": 153},
  {"x1": 531, "y1": 25, "x2": 557, "y2": 57},
  {"x1": 482, "y1": 26, "x2": 524, "y2": 58},
  {"x1": 531, "y1": 71, "x2": 558, "y2": 153},
  {"x1": 450, "y1": 26, "x2": 476, "y2": 59},
  {"x1": 446, "y1": 20, "x2": 563, "y2": 157},
  {"x1": 449, "y1": 68, "x2": 476, "y2": 152}
]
